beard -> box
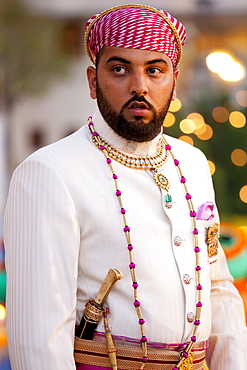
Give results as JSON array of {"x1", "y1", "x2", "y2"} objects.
[{"x1": 96, "y1": 82, "x2": 174, "y2": 143}]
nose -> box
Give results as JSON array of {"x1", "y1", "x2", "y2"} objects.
[{"x1": 129, "y1": 71, "x2": 148, "y2": 96}]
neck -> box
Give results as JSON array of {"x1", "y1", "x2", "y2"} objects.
[{"x1": 92, "y1": 108, "x2": 163, "y2": 157}]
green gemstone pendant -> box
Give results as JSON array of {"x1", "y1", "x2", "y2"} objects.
[
  {"x1": 165, "y1": 193, "x2": 172, "y2": 203},
  {"x1": 165, "y1": 193, "x2": 173, "y2": 209}
]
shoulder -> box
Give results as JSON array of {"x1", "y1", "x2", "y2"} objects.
[
  {"x1": 10, "y1": 125, "x2": 93, "y2": 186},
  {"x1": 164, "y1": 134, "x2": 212, "y2": 187},
  {"x1": 19, "y1": 125, "x2": 91, "y2": 169},
  {"x1": 32, "y1": 125, "x2": 89, "y2": 160},
  {"x1": 164, "y1": 134, "x2": 207, "y2": 164}
]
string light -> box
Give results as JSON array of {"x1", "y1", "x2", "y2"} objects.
[
  {"x1": 163, "y1": 112, "x2": 176, "y2": 127},
  {"x1": 206, "y1": 51, "x2": 245, "y2": 82},
  {"x1": 169, "y1": 98, "x2": 182, "y2": 112},
  {"x1": 196, "y1": 124, "x2": 213, "y2": 140},
  {"x1": 212, "y1": 107, "x2": 229, "y2": 123},
  {"x1": 236, "y1": 90, "x2": 247, "y2": 107},
  {"x1": 178, "y1": 135, "x2": 194, "y2": 145},
  {"x1": 179, "y1": 119, "x2": 196, "y2": 134},
  {"x1": 229, "y1": 111, "x2": 246, "y2": 128},
  {"x1": 231, "y1": 149, "x2": 247, "y2": 167},
  {"x1": 207, "y1": 160, "x2": 216, "y2": 175},
  {"x1": 0, "y1": 304, "x2": 6, "y2": 320},
  {"x1": 239, "y1": 185, "x2": 247, "y2": 203}
]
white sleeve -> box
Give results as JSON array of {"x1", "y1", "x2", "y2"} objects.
[
  {"x1": 4, "y1": 158, "x2": 80, "y2": 370},
  {"x1": 206, "y1": 238, "x2": 247, "y2": 369},
  {"x1": 201, "y1": 158, "x2": 247, "y2": 369}
]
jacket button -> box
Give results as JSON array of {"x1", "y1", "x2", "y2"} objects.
[
  {"x1": 174, "y1": 236, "x2": 182, "y2": 246},
  {"x1": 183, "y1": 274, "x2": 191, "y2": 284},
  {"x1": 187, "y1": 312, "x2": 195, "y2": 323}
]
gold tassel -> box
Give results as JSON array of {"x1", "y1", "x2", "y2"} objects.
[{"x1": 103, "y1": 308, "x2": 118, "y2": 369}]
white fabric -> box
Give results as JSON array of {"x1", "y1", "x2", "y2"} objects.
[{"x1": 4, "y1": 108, "x2": 247, "y2": 370}]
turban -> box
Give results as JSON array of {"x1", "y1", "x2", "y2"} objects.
[{"x1": 84, "y1": 4, "x2": 186, "y2": 68}]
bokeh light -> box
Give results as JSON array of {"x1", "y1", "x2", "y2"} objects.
[
  {"x1": 193, "y1": 118, "x2": 205, "y2": 130},
  {"x1": 229, "y1": 111, "x2": 246, "y2": 128},
  {"x1": 196, "y1": 124, "x2": 213, "y2": 140},
  {"x1": 212, "y1": 106, "x2": 229, "y2": 123},
  {"x1": 179, "y1": 119, "x2": 196, "y2": 134},
  {"x1": 169, "y1": 98, "x2": 182, "y2": 112},
  {"x1": 194, "y1": 123, "x2": 207, "y2": 135},
  {"x1": 185, "y1": 113, "x2": 208, "y2": 137},
  {"x1": 163, "y1": 112, "x2": 176, "y2": 127},
  {"x1": 206, "y1": 52, "x2": 246, "y2": 82},
  {"x1": 239, "y1": 185, "x2": 247, "y2": 203},
  {"x1": 0, "y1": 304, "x2": 6, "y2": 320},
  {"x1": 208, "y1": 160, "x2": 216, "y2": 175},
  {"x1": 236, "y1": 90, "x2": 247, "y2": 107},
  {"x1": 206, "y1": 52, "x2": 233, "y2": 73},
  {"x1": 219, "y1": 62, "x2": 245, "y2": 82},
  {"x1": 179, "y1": 135, "x2": 194, "y2": 145},
  {"x1": 187, "y1": 113, "x2": 204, "y2": 121},
  {"x1": 231, "y1": 149, "x2": 247, "y2": 166}
]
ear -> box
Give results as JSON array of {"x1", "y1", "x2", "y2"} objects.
[
  {"x1": 172, "y1": 68, "x2": 180, "y2": 101},
  {"x1": 87, "y1": 66, "x2": 97, "y2": 100}
]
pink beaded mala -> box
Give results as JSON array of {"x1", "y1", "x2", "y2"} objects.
[{"x1": 88, "y1": 117, "x2": 202, "y2": 370}]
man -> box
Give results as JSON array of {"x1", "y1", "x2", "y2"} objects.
[{"x1": 4, "y1": 4, "x2": 247, "y2": 370}]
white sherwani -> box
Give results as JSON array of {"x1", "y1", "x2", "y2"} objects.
[{"x1": 4, "y1": 108, "x2": 247, "y2": 369}]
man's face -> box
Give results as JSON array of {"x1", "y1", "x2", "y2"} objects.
[{"x1": 87, "y1": 46, "x2": 179, "y2": 142}]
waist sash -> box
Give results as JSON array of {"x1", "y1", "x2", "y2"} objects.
[{"x1": 74, "y1": 336, "x2": 207, "y2": 370}]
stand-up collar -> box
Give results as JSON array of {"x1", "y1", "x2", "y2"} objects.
[{"x1": 92, "y1": 107, "x2": 163, "y2": 156}]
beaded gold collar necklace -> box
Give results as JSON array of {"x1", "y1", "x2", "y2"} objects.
[
  {"x1": 91, "y1": 133, "x2": 168, "y2": 169},
  {"x1": 88, "y1": 117, "x2": 202, "y2": 370}
]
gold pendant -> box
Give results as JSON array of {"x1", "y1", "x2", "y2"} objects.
[
  {"x1": 179, "y1": 352, "x2": 193, "y2": 370},
  {"x1": 207, "y1": 222, "x2": 219, "y2": 258},
  {"x1": 153, "y1": 172, "x2": 170, "y2": 192}
]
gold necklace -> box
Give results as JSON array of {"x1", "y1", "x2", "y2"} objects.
[
  {"x1": 91, "y1": 134, "x2": 168, "y2": 169},
  {"x1": 92, "y1": 131, "x2": 172, "y2": 208}
]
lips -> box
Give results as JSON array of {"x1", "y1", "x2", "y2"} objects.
[
  {"x1": 127, "y1": 101, "x2": 150, "y2": 117},
  {"x1": 128, "y1": 101, "x2": 149, "y2": 110}
]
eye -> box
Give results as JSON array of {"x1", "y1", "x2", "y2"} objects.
[
  {"x1": 147, "y1": 67, "x2": 162, "y2": 76},
  {"x1": 112, "y1": 66, "x2": 127, "y2": 75}
]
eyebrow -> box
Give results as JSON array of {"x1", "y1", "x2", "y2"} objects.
[
  {"x1": 106, "y1": 56, "x2": 168, "y2": 66},
  {"x1": 106, "y1": 56, "x2": 131, "y2": 64},
  {"x1": 145, "y1": 58, "x2": 168, "y2": 66}
]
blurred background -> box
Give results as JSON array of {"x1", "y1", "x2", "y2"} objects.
[{"x1": 0, "y1": 0, "x2": 247, "y2": 368}]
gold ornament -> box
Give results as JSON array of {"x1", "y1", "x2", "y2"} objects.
[
  {"x1": 179, "y1": 352, "x2": 193, "y2": 370},
  {"x1": 153, "y1": 171, "x2": 170, "y2": 192},
  {"x1": 207, "y1": 222, "x2": 219, "y2": 258}
]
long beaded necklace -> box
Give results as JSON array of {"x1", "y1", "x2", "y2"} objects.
[{"x1": 88, "y1": 117, "x2": 202, "y2": 370}]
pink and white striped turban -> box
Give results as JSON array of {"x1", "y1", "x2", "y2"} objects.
[{"x1": 84, "y1": 4, "x2": 186, "y2": 68}]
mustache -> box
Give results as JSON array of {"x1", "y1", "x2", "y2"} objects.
[{"x1": 121, "y1": 95, "x2": 154, "y2": 112}]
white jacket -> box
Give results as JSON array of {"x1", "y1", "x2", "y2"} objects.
[{"x1": 4, "y1": 108, "x2": 247, "y2": 369}]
